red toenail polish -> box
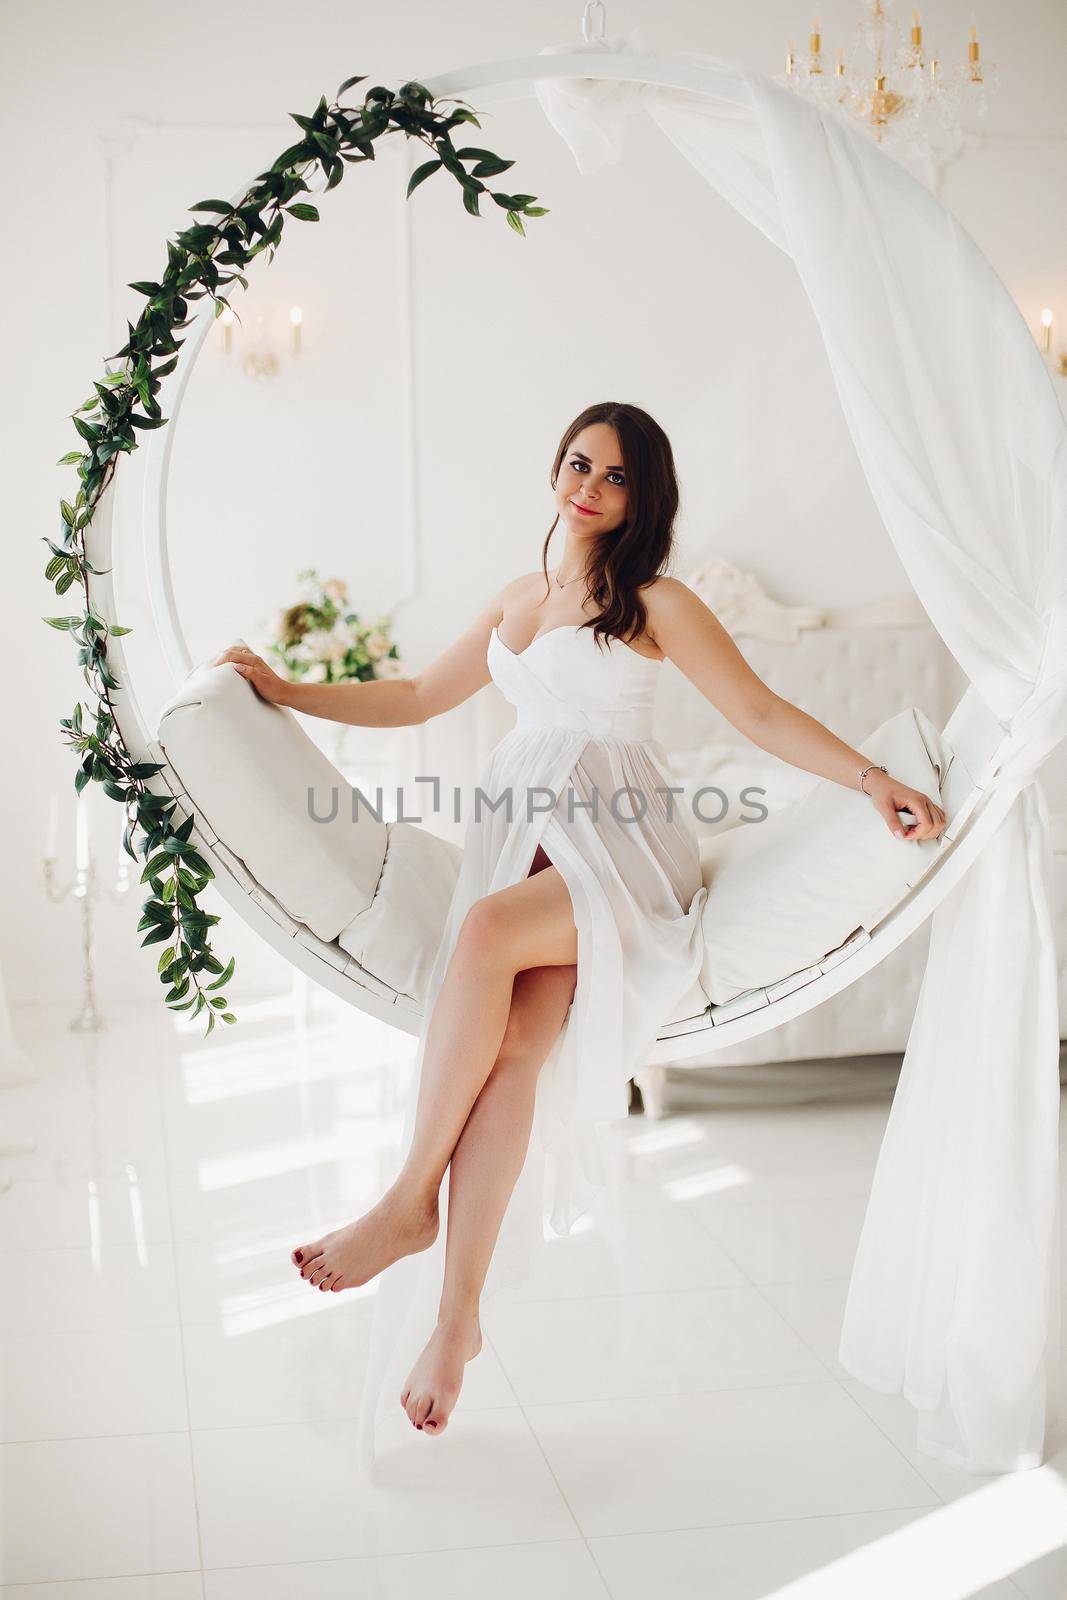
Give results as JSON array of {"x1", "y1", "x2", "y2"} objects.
[{"x1": 294, "y1": 1251, "x2": 303, "y2": 1263}]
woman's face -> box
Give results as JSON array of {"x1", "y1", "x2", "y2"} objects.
[{"x1": 554, "y1": 423, "x2": 629, "y2": 541}]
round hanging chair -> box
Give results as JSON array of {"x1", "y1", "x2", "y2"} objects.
[
  {"x1": 92, "y1": 50, "x2": 1056, "y2": 1058},
  {"x1": 85, "y1": 42, "x2": 1066, "y2": 1475}
]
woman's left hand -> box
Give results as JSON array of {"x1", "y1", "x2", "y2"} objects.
[{"x1": 863, "y1": 769, "x2": 947, "y2": 841}]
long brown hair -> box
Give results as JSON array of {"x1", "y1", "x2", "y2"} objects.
[{"x1": 542, "y1": 401, "x2": 679, "y2": 652}]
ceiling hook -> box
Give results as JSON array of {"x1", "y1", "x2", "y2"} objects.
[{"x1": 581, "y1": 1, "x2": 607, "y2": 44}]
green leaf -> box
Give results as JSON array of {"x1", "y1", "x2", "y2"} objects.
[
  {"x1": 406, "y1": 158, "x2": 442, "y2": 198},
  {"x1": 284, "y1": 202, "x2": 320, "y2": 221},
  {"x1": 337, "y1": 73, "x2": 368, "y2": 95},
  {"x1": 206, "y1": 955, "x2": 235, "y2": 992},
  {"x1": 505, "y1": 209, "x2": 526, "y2": 236},
  {"x1": 472, "y1": 157, "x2": 514, "y2": 178},
  {"x1": 141, "y1": 899, "x2": 174, "y2": 925},
  {"x1": 177, "y1": 849, "x2": 212, "y2": 878},
  {"x1": 272, "y1": 140, "x2": 313, "y2": 172},
  {"x1": 189, "y1": 199, "x2": 234, "y2": 214},
  {"x1": 43, "y1": 615, "x2": 79, "y2": 630},
  {"x1": 140, "y1": 852, "x2": 173, "y2": 883},
  {"x1": 129, "y1": 414, "x2": 168, "y2": 430},
  {"x1": 57, "y1": 451, "x2": 84, "y2": 466}
]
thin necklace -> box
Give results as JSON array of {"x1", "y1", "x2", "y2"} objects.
[{"x1": 554, "y1": 565, "x2": 586, "y2": 589}]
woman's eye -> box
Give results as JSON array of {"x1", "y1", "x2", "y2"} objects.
[{"x1": 569, "y1": 459, "x2": 625, "y2": 486}]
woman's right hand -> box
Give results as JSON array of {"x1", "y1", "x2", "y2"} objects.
[{"x1": 210, "y1": 646, "x2": 290, "y2": 706}]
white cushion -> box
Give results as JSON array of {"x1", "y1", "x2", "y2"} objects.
[
  {"x1": 156, "y1": 640, "x2": 388, "y2": 944},
  {"x1": 669, "y1": 739, "x2": 820, "y2": 838},
  {"x1": 698, "y1": 707, "x2": 955, "y2": 1004},
  {"x1": 338, "y1": 822, "x2": 462, "y2": 1004}
]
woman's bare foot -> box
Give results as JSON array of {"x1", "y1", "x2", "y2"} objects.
[
  {"x1": 290, "y1": 1184, "x2": 438, "y2": 1293},
  {"x1": 400, "y1": 1311, "x2": 482, "y2": 1435}
]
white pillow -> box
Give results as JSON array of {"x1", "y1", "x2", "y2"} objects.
[
  {"x1": 669, "y1": 739, "x2": 819, "y2": 838},
  {"x1": 338, "y1": 822, "x2": 462, "y2": 1005},
  {"x1": 156, "y1": 640, "x2": 388, "y2": 943},
  {"x1": 698, "y1": 706, "x2": 954, "y2": 1004}
]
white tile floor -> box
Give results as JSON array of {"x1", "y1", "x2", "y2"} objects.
[{"x1": 2, "y1": 992, "x2": 1065, "y2": 1598}]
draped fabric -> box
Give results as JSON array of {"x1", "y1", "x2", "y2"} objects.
[{"x1": 534, "y1": 36, "x2": 1067, "y2": 1473}]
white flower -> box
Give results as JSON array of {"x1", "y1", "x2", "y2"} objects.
[
  {"x1": 323, "y1": 577, "x2": 348, "y2": 604},
  {"x1": 377, "y1": 654, "x2": 403, "y2": 679},
  {"x1": 304, "y1": 661, "x2": 328, "y2": 683},
  {"x1": 364, "y1": 629, "x2": 389, "y2": 661},
  {"x1": 301, "y1": 628, "x2": 335, "y2": 661}
]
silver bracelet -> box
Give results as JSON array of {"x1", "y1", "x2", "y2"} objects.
[{"x1": 858, "y1": 762, "x2": 887, "y2": 795}]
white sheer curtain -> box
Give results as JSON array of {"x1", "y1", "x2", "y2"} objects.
[{"x1": 535, "y1": 35, "x2": 1067, "y2": 1474}]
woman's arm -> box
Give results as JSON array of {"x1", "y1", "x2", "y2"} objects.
[
  {"x1": 643, "y1": 577, "x2": 947, "y2": 842},
  {"x1": 210, "y1": 576, "x2": 526, "y2": 728}
]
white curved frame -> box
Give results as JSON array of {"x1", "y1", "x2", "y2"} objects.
[{"x1": 86, "y1": 51, "x2": 1019, "y2": 1056}]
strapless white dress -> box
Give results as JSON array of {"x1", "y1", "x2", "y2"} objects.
[{"x1": 356, "y1": 622, "x2": 709, "y2": 1467}]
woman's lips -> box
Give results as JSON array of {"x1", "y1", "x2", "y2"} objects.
[{"x1": 572, "y1": 502, "x2": 600, "y2": 516}]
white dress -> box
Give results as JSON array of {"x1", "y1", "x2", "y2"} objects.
[{"x1": 356, "y1": 621, "x2": 709, "y2": 1467}]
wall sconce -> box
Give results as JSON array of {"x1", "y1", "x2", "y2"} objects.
[
  {"x1": 1036, "y1": 307, "x2": 1067, "y2": 379},
  {"x1": 216, "y1": 303, "x2": 305, "y2": 379}
]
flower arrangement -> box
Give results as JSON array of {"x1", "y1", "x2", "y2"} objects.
[{"x1": 266, "y1": 568, "x2": 403, "y2": 686}]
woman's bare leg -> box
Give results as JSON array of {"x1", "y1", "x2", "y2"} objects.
[
  {"x1": 290, "y1": 848, "x2": 578, "y2": 1291},
  {"x1": 401, "y1": 957, "x2": 577, "y2": 1432}
]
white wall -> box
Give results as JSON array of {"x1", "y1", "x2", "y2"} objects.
[{"x1": 4, "y1": 0, "x2": 1066, "y2": 1013}]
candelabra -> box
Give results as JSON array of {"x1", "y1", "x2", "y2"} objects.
[
  {"x1": 43, "y1": 796, "x2": 131, "y2": 1032},
  {"x1": 218, "y1": 303, "x2": 305, "y2": 380}
]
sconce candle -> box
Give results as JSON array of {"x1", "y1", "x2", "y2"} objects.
[
  {"x1": 75, "y1": 793, "x2": 90, "y2": 876},
  {"x1": 1041, "y1": 308, "x2": 1053, "y2": 355},
  {"x1": 220, "y1": 305, "x2": 235, "y2": 354},
  {"x1": 289, "y1": 305, "x2": 303, "y2": 354}
]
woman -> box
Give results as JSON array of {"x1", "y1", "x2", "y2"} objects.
[{"x1": 213, "y1": 400, "x2": 946, "y2": 1443}]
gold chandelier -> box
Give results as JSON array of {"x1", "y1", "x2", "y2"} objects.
[{"x1": 781, "y1": 1, "x2": 998, "y2": 178}]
